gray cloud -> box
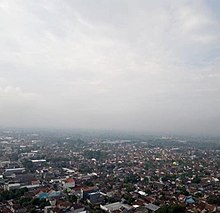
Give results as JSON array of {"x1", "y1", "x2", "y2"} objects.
[{"x1": 0, "y1": 0, "x2": 220, "y2": 135}]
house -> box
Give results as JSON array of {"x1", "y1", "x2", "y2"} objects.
[
  {"x1": 0, "y1": 160, "x2": 10, "y2": 168},
  {"x1": 71, "y1": 203, "x2": 85, "y2": 213},
  {"x1": 36, "y1": 191, "x2": 49, "y2": 199},
  {"x1": 48, "y1": 190, "x2": 61, "y2": 198},
  {"x1": 205, "y1": 203, "x2": 217, "y2": 212},
  {"x1": 57, "y1": 200, "x2": 72, "y2": 209},
  {"x1": 178, "y1": 194, "x2": 186, "y2": 203},
  {"x1": 62, "y1": 177, "x2": 75, "y2": 189},
  {"x1": 145, "y1": 203, "x2": 160, "y2": 213},
  {"x1": 31, "y1": 179, "x2": 40, "y2": 185},
  {"x1": 185, "y1": 196, "x2": 196, "y2": 204},
  {"x1": 8, "y1": 201, "x2": 26, "y2": 213}
]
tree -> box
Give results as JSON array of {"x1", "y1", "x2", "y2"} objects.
[
  {"x1": 83, "y1": 150, "x2": 105, "y2": 160},
  {"x1": 31, "y1": 198, "x2": 41, "y2": 205},
  {"x1": 68, "y1": 195, "x2": 78, "y2": 203},
  {"x1": 39, "y1": 199, "x2": 50, "y2": 209},
  {"x1": 157, "y1": 204, "x2": 186, "y2": 213},
  {"x1": 30, "y1": 208, "x2": 36, "y2": 213},
  {"x1": 192, "y1": 175, "x2": 201, "y2": 184},
  {"x1": 0, "y1": 188, "x2": 28, "y2": 201},
  {"x1": 207, "y1": 195, "x2": 220, "y2": 205},
  {"x1": 124, "y1": 174, "x2": 140, "y2": 184},
  {"x1": 22, "y1": 160, "x2": 35, "y2": 172},
  {"x1": 19, "y1": 197, "x2": 32, "y2": 207}
]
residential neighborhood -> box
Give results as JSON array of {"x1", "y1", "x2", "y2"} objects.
[{"x1": 0, "y1": 129, "x2": 219, "y2": 212}]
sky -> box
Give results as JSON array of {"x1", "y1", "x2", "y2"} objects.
[{"x1": 0, "y1": 0, "x2": 220, "y2": 136}]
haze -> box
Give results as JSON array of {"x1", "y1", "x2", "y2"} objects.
[{"x1": 0, "y1": 0, "x2": 220, "y2": 135}]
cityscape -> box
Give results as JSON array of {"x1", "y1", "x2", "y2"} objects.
[
  {"x1": 0, "y1": 129, "x2": 219, "y2": 212},
  {"x1": 1, "y1": 0, "x2": 220, "y2": 212}
]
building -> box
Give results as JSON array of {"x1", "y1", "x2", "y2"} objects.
[
  {"x1": 145, "y1": 203, "x2": 160, "y2": 213},
  {"x1": 100, "y1": 202, "x2": 133, "y2": 212},
  {"x1": 81, "y1": 186, "x2": 99, "y2": 200},
  {"x1": 62, "y1": 177, "x2": 75, "y2": 189},
  {"x1": 4, "y1": 183, "x2": 21, "y2": 191}
]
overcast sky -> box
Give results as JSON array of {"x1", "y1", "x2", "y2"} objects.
[{"x1": 0, "y1": 0, "x2": 220, "y2": 135}]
